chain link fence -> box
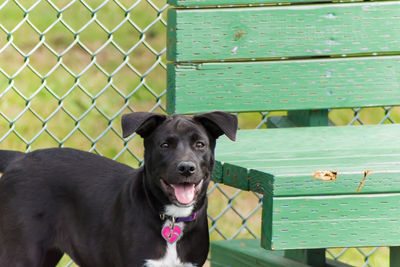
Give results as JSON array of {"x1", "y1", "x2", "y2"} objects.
[{"x1": 0, "y1": 0, "x2": 399, "y2": 266}]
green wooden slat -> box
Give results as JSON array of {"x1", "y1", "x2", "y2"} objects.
[
  {"x1": 216, "y1": 125, "x2": 399, "y2": 156},
  {"x1": 262, "y1": 193, "x2": 400, "y2": 250},
  {"x1": 168, "y1": 0, "x2": 381, "y2": 6},
  {"x1": 222, "y1": 152, "x2": 399, "y2": 168},
  {"x1": 232, "y1": 160, "x2": 400, "y2": 196},
  {"x1": 211, "y1": 239, "x2": 353, "y2": 267},
  {"x1": 211, "y1": 239, "x2": 309, "y2": 267},
  {"x1": 167, "y1": 56, "x2": 400, "y2": 114},
  {"x1": 167, "y1": 2, "x2": 400, "y2": 62},
  {"x1": 169, "y1": 0, "x2": 329, "y2": 6},
  {"x1": 215, "y1": 124, "x2": 400, "y2": 196}
]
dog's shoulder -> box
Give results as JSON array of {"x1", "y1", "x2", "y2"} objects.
[
  {"x1": 16, "y1": 147, "x2": 134, "y2": 172},
  {"x1": 2, "y1": 147, "x2": 138, "y2": 189}
]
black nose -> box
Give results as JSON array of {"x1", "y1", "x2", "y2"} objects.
[{"x1": 177, "y1": 162, "x2": 196, "y2": 176}]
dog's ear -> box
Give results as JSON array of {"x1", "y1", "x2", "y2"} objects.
[
  {"x1": 121, "y1": 112, "x2": 166, "y2": 138},
  {"x1": 194, "y1": 111, "x2": 238, "y2": 141}
]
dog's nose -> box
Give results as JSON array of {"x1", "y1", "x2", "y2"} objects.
[{"x1": 177, "y1": 162, "x2": 196, "y2": 176}]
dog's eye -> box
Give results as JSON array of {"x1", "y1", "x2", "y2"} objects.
[
  {"x1": 195, "y1": 141, "x2": 205, "y2": 149},
  {"x1": 160, "y1": 142, "x2": 169, "y2": 149}
]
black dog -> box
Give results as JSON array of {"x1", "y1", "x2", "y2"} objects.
[{"x1": 0, "y1": 111, "x2": 237, "y2": 267}]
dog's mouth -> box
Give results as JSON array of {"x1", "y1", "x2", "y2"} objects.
[{"x1": 160, "y1": 179, "x2": 204, "y2": 206}]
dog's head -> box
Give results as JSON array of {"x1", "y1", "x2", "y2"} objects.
[{"x1": 121, "y1": 112, "x2": 237, "y2": 209}]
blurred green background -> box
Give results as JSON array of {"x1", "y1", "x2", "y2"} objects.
[{"x1": 0, "y1": 1, "x2": 399, "y2": 266}]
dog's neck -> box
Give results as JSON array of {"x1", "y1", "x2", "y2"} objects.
[{"x1": 163, "y1": 204, "x2": 194, "y2": 218}]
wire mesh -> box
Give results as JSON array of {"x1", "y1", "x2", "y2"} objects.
[{"x1": 0, "y1": 1, "x2": 399, "y2": 266}]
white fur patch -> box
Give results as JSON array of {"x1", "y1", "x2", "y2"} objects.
[
  {"x1": 164, "y1": 204, "x2": 194, "y2": 218},
  {"x1": 144, "y1": 221, "x2": 196, "y2": 267}
]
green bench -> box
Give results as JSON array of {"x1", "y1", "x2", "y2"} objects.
[{"x1": 166, "y1": 0, "x2": 400, "y2": 266}]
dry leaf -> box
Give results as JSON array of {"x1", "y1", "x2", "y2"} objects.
[{"x1": 313, "y1": 170, "x2": 338, "y2": 181}]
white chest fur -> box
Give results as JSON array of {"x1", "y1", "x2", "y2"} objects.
[
  {"x1": 144, "y1": 241, "x2": 196, "y2": 267},
  {"x1": 164, "y1": 204, "x2": 194, "y2": 218},
  {"x1": 144, "y1": 221, "x2": 196, "y2": 267}
]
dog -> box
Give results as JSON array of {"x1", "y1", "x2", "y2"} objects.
[{"x1": 0, "y1": 111, "x2": 237, "y2": 267}]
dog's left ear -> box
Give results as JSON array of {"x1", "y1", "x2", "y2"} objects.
[
  {"x1": 122, "y1": 112, "x2": 167, "y2": 138},
  {"x1": 194, "y1": 111, "x2": 238, "y2": 141}
]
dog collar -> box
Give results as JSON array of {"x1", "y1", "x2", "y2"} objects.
[{"x1": 160, "y1": 212, "x2": 197, "y2": 223}]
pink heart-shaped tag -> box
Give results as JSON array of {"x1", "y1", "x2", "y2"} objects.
[{"x1": 161, "y1": 225, "x2": 182, "y2": 244}]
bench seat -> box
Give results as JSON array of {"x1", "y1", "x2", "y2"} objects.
[
  {"x1": 211, "y1": 239, "x2": 353, "y2": 267},
  {"x1": 213, "y1": 123, "x2": 400, "y2": 250}
]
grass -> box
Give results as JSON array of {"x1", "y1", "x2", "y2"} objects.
[{"x1": 0, "y1": 1, "x2": 399, "y2": 266}]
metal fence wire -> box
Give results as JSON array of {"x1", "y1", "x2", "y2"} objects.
[{"x1": 0, "y1": 0, "x2": 399, "y2": 266}]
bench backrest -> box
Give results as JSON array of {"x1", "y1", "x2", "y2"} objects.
[{"x1": 166, "y1": 1, "x2": 400, "y2": 115}]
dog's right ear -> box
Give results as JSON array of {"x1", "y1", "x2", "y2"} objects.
[{"x1": 121, "y1": 112, "x2": 166, "y2": 138}]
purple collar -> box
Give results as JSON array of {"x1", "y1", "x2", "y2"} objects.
[{"x1": 160, "y1": 212, "x2": 198, "y2": 223}]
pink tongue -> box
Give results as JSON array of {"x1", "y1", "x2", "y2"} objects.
[{"x1": 173, "y1": 184, "x2": 195, "y2": 205}]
